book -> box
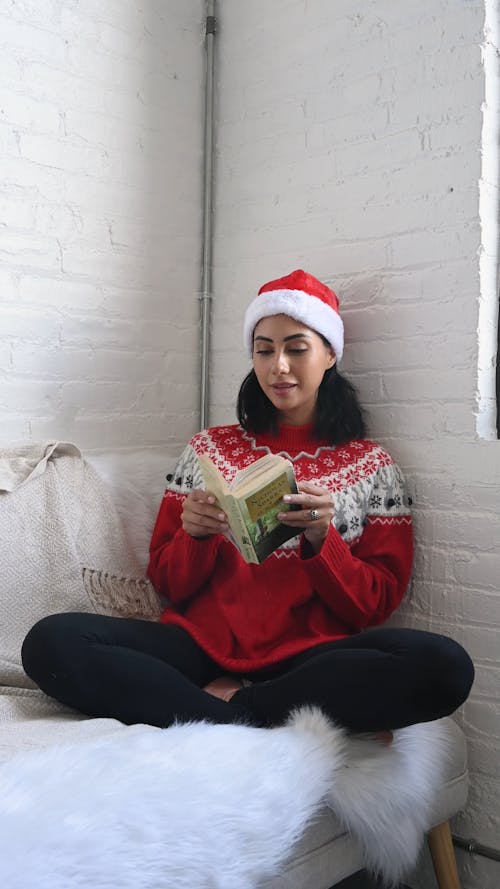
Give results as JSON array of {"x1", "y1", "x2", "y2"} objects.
[{"x1": 197, "y1": 452, "x2": 303, "y2": 563}]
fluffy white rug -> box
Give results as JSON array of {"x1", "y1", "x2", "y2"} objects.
[{"x1": 0, "y1": 707, "x2": 453, "y2": 889}]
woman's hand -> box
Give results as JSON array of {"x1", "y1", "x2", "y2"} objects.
[
  {"x1": 181, "y1": 490, "x2": 229, "y2": 539},
  {"x1": 277, "y1": 481, "x2": 334, "y2": 553}
]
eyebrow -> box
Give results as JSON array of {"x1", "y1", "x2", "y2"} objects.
[{"x1": 254, "y1": 333, "x2": 312, "y2": 343}]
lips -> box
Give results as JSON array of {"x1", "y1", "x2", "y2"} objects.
[{"x1": 271, "y1": 383, "x2": 297, "y2": 392}]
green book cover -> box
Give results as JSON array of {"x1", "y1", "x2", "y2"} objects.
[{"x1": 237, "y1": 466, "x2": 302, "y2": 563}]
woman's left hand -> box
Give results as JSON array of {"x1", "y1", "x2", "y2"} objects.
[{"x1": 277, "y1": 481, "x2": 334, "y2": 553}]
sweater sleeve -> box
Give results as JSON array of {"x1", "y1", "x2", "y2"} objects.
[
  {"x1": 147, "y1": 443, "x2": 223, "y2": 604},
  {"x1": 299, "y1": 460, "x2": 413, "y2": 631}
]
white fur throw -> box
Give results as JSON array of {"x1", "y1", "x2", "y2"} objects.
[{"x1": 0, "y1": 707, "x2": 454, "y2": 889}]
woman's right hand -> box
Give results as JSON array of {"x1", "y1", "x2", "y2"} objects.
[{"x1": 181, "y1": 490, "x2": 229, "y2": 539}]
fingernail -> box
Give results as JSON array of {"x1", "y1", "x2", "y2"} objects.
[
  {"x1": 218, "y1": 513, "x2": 226, "y2": 521},
  {"x1": 207, "y1": 496, "x2": 215, "y2": 504},
  {"x1": 282, "y1": 495, "x2": 291, "y2": 502}
]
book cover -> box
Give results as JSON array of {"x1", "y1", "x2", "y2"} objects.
[{"x1": 197, "y1": 453, "x2": 302, "y2": 563}]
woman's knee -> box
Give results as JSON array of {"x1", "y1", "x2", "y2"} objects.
[
  {"x1": 384, "y1": 628, "x2": 474, "y2": 716},
  {"x1": 425, "y1": 634, "x2": 475, "y2": 713},
  {"x1": 21, "y1": 612, "x2": 94, "y2": 682},
  {"x1": 420, "y1": 633, "x2": 474, "y2": 716}
]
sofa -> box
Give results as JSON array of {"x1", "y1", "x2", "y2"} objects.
[{"x1": 0, "y1": 442, "x2": 467, "y2": 889}]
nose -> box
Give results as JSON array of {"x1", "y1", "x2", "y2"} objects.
[{"x1": 273, "y1": 349, "x2": 290, "y2": 375}]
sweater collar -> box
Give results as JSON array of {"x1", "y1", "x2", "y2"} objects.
[{"x1": 251, "y1": 423, "x2": 330, "y2": 460}]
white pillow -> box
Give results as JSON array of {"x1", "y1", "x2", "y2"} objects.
[{"x1": 85, "y1": 450, "x2": 173, "y2": 575}]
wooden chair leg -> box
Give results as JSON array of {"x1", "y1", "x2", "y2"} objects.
[{"x1": 428, "y1": 820, "x2": 461, "y2": 889}]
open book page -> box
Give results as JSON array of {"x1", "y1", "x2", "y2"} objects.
[
  {"x1": 229, "y1": 453, "x2": 285, "y2": 492},
  {"x1": 197, "y1": 454, "x2": 258, "y2": 561},
  {"x1": 197, "y1": 454, "x2": 229, "y2": 500}
]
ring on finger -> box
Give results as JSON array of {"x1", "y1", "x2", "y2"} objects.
[{"x1": 309, "y1": 508, "x2": 320, "y2": 521}]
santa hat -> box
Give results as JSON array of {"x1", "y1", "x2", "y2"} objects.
[{"x1": 243, "y1": 269, "x2": 344, "y2": 361}]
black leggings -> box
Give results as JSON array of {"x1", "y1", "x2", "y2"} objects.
[{"x1": 21, "y1": 613, "x2": 474, "y2": 732}]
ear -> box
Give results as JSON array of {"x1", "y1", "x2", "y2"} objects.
[{"x1": 326, "y1": 349, "x2": 336, "y2": 369}]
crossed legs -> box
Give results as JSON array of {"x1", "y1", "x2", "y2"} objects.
[{"x1": 22, "y1": 613, "x2": 474, "y2": 731}]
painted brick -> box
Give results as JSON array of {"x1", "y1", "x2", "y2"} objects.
[
  {"x1": 335, "y1": 129, "x2": 424, "y2": 179},
  {"x1": 0, "y1": 86, "x2": 61, "y2": 135},
  {"x1": 212, "y1": 8, "x2": 497, "y2": 888},
  {"x1": 381, "y1": 368, "x2": 473, "y2": 402},
  {"x1": 60, "y1": 380, "x2": 141, "y2": 413},
  {"x1": 0, "y1": 267, "x2": 19, "y2": 301},
  {"x1": 381, "y1": 259, "x2": 480, "y2": 303},
  {"x1": 0, "y1": 229, "x2": 62, "y2": 272},
  {"x1": 1, "y1": 154, "x2": 65, "y2": 203},
  {"x1": 18, "y1": 275, "x2": 105, "y2": 312},
  {"x1": 0, "y1": 12, "x2": 67, "y2": 64},
  {"x1": 69, "y1": 411, "x2": 197, "y2": 451},
  {"x1": 0, "y1": 4, "x2": 498, "y2": 888},
  {"x1": 21, "y1": 61, "x2": 145, "y2": 120},
  {"x1": 5, "y1": 0, "x2": 63, "y2": 30},
  {"x1": 0, "y1": 341, "x2": 12, "y2": 370},
  {"x1": 454, "y1": 854, "x2": 500, "y2": 889},
  {"x1": 0, "y1": 193, "x2": 36, "y2": 230},
  {"x1": 60, "y1": 244, "x2": 152, "y2": 286},
  {"x1": 390, "y1": 223, "x2": 481, "y2": 269},
  {"x1": 0, "y1": 0, "x2": 203, "y2": 452},
  {"x1": 0, "y1": 304, "x2": 61, "y2": 340},
  {"x1": 346, "y1": 298, "x2": 476, "y2": 340},
  {"x1": 9, "y1": 344, "x2": 95, "y2": 380},
  {"x1": 412, "y1": 510, "x2": 500, "y2": 553},
  {"x1": 0, "y1": 413, "x2": 31, "y2": 443},
  {"x1": 0, "y1": 379, "x2": 61, "y2": 412},
  {"x1": 19, "y1": 132, "x2": 109, "y2": 177},
  {"x1": 339, "y1": 334, "x2": 471, "y2": 374},
  {"x1": 0, "y1": 54, "x2": 23, "y2": 88}
]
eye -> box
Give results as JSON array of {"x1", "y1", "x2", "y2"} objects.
[
  {"x1": 255, "y1": 349, "x2": 273, "y2": 355},
  {"x1": 287, "y1": 348, "x2": 307, "y2": 354}
]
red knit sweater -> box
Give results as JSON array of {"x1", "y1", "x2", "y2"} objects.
[{"x1": 147, "y1": 424, "x2": 413, "y2": 671}]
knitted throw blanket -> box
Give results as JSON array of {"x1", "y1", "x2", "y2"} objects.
[{"x1": 0, "y1": 442, "x2": 140, "y2": 687}]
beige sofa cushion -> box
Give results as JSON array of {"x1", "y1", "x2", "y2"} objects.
[
  {"x1": 0, "y1": 686, "x2": 127, "y2": 763},
  {"x1": 0, "y1": 443, "x2": 148, "y2": 688}
]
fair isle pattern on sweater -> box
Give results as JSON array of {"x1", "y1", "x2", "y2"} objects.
[
  {"x1": 151, "y1": 423, "x2": 413, "y2": 667},
  {"x1": 164, "y1": 425, "x2": 411, "y2": 547}
]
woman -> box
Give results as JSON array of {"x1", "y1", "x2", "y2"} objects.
[{"x1": 22, "y1": 270, "x2": 474, "y2": 733}]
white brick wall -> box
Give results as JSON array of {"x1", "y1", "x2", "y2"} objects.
[
  {"x1": 1, "y1": 2, "x2": 499, "y2": 886},
  {"x1": 212, "y1": 2, "x2": 499, "y2": 888},
  {"x1": 0, "y1": 0, "x2": 205, "y2": 454}
]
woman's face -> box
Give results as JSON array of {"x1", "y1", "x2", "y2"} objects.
[{"x1": 252, "y1": 314, "x2": 335, "y2": 426}]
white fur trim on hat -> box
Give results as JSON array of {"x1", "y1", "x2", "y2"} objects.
[{"x1": 243, "y1": 288, "x2": 344, "y2": 361}]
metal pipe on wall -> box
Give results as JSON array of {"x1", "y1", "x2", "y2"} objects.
[
  {"x1": 199, "y1": 0, "x2": 216, "y2": 430},
  {"x1": 452, "y1": 833, "x2": 500, "y2": 863}
]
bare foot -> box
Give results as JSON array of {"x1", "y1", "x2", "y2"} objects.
[{"x1": 203, "y1": 676, "x2": 243, "y2": 703}]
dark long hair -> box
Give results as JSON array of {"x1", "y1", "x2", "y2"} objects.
[{"x1": 237, "y1": 364, "x2": 367, "y2": 445}]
